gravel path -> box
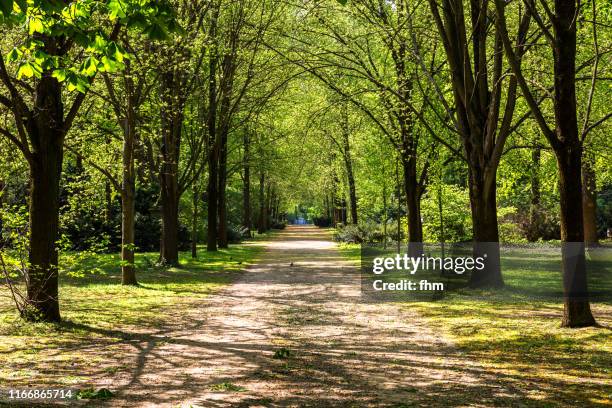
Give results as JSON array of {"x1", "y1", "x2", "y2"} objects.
[{"x1": 103, "y1": 226, "x2": 519, "y2": 407}]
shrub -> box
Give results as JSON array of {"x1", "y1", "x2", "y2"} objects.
[
  {"x1": 313, "y1": 216, "x2": 332, "y2": 227},
  {"x1": 270, "y1": 220, "x2": 287, "y2": 230},
  {"x1": 334, "y1": 221, "x2": 385, "y2": 244}
]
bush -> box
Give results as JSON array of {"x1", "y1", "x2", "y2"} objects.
[
  {"x1": 271, "y1": 220, "x2": 286, "y2": 230},
  {"x1": 313, "y1": 216, "x2": 332, "y2": 227},
  {"x1": 227, "y1": 225, "x2": 252, "y2": 243},
  {"x1": 334, "y1": 222, "x2": 385, "y2": 244}
]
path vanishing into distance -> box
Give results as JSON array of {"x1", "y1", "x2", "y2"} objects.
[{"x1": 98, "y1": 226, "x2": 526, "y2": 407}]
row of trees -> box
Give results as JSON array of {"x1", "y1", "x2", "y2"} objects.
[
  {"x1": 0, "y1": 0, "x2": 296, "y2": 322},
  {"x1": 0, "y1": 0, "x2": 610, "y2": 328},
  {"x1": 282, "y1": 0, "x2": 610, "y2": 327}
]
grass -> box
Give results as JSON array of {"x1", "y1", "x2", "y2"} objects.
[
  {"x1": 0, "y1": 235, "x2": 270, "y2": 390},
  {"x1": 339, "y1": 241, "x2": 612, "y2": 407}
]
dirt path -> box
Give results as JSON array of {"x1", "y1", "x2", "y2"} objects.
[{"x1": 101, "y1": 226, "x2": 520, "y2": 407}]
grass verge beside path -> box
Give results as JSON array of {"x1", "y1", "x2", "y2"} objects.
[
  {"x1": 337, "y1": 241, "x2": 612, "y2": 407},
  {"x1": 0, "y1": 234, "x2": 271, "y2": 389}
]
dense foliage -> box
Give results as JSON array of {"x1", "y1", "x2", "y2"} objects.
[{"x1": 0, "y1": 0, "x2": 610, "y2": 328}]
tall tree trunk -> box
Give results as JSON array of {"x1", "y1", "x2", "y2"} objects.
[
  {"x1": 264, "y1": 183, "x2": 272, "y2": 230},
  {"x1": 467, "y1": 168, "x2": 503, "y2": 288},
  {"x1": 159, "y1": 72, "x2": 183, "y2": 265},
  {"x1": 340, "y1": 104, "x2": 358, "y2": 224},
  {"x1": 217, "y1": 127, "x2": 229, "y2": 248},
  {"x1": 206, "y1": 146, "x2": 218, "y2": 251},
  {"x1": 242, "y1": 132, "x2": 251, "y2": 234},
  {"x1": 554, "y1": 0, "x2": 595, "y2": 326},
  {"x1": 159, "y1": 179, "x2": 179, "y2": 264},
  {"x1": 582, "y1": 153, "x2": 599, "y2": 247},
  {"x1": 25, "y1": 75, "x2": 64, "y2": 322},
  {"x1": 206, "y1": 22, "x2": 219, "y2": 252},
  {"x1": 402, "y1": 158, "x2": 424, "y2": 244},
  {"x1": 191, "y1": 186, "x2": 199, "y2": 259},
  {"x1": 558, "y1": 148, "x2": 595, "y2": 326},
  {"x1": 257, "y1": 170, "x2": 265, "y2": 234},
  {"x1": 120, "y1": 115, "x2": 137, "y2": 285}
]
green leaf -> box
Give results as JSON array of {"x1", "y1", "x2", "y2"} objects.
[
  {"x1": 6, "y1": 48, "x2": 21, "y2": 62},
  {"x1": 80, "y1": 56, "x2": 99, "y2": 76},
  {"x1": 16, "y1": 62, "x2": 33, "y2": 79},
  {"x1": 16, "y1": 62, "x2": 41, "y2": 79},
  {"x1": 108, "y1": 0, "x2": 127, "y2": 19},
  {"x1": 28, "y1": 16, "x2": 45, "y2": 34},
  {"x1": 52, "y1": 69, "x2": 68, "y2": 82}
]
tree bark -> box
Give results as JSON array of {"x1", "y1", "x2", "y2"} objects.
[
  {"x1": 217, "y1": 126, "x2": 229, "y2": 248},
  {"x1": 558, "y1": 148, "x2": 595, "y2": 327},
  {"x1": 402, "y1": 158, "x2": 424, "y2": 244},
  {"x1": 158, "y1": 71, "x2": 184, "y2": 265},
  {"x1": 242, "y1": 132, "x2": 251, "y2": 234},
  {"x1": 264, "y1": 182, "x2": 272, "y2": 230},
  {"x1": 554, "y1": 0, "x2": 595, "y2": 326},
  {"x1": 191, "y1": 186, "x2": 199, "y2": 259},
  {"x1": 467, "y1": 168, "x2": 503, "y2": 288},
  {"x1": 25, "y1": 74, "x2": 64, "y2": 322},
  {"x1": 206, "y1": 9, "x2": 219, "y2": 252},
  {"x1": 120, "y1": 115, "x2": 137, "y2": 285},
  {"x1": 257, "y1": 170, "x2": 265, "y2": 234}
]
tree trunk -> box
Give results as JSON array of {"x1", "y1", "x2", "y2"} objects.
[
  {"x1": 25, "y1": 75, "x2": 65, "y2": 322},
  {"x1": 206, "y1": 147, "x2": 218, "y2": 251},
  {"x1": 120, "y1": 188, "x2": 136, "y2": 285},
  {"x1": 28, "y1": 147, "x2": 62, "y2": 322},
  {"x1": 159, "y1": 72, "x2": 183, "y2": 265},
  {"x1": 120, "y1": 116, "x2": 137, "y2": 285},
  {"x1": 553, "y1": 0, "x2": 596, "y2": 327},
  {"x1": 264, "y1": 183, "x2": 272, "y2": 230},
  {"x1": 582, "y1": 154, "x2": 598, "y2": 247},
  {"x1": 467, "y1": 169, "x2": 504, "y2": 288},
  {"x1": 159, "y1": 181, "x2": 179, "y2": 264},
  {"x1": 217, "y1": 127, "x2": 229, "y2": 248},
  {"x1": 257, "y1": 170, "x2": 265, "y2": 234},
  {"x1": 402, "y1": 158, "x2": 424, "y2": 244},
  {"x1": 340, "y1": 107, "x2": 358, "y2": 225},
  {"x1": 191, "y1": 186, "x2": 199, "y2": 259},
  {"x1": 558, "y1": 148, "x2": 596, "y2": 327},
  {"x1": 242, "y1": 132, "x2": 251, "y2": 234},
  {"x1": 206, "y1": 15, "x2": 219, "y2": 252}
]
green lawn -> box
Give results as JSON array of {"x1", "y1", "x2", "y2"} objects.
[
  {"x1": 339, "y1": 242, "x2": 612, "y2": 407},
  {"x1": 0, "y1": 236, "x2": 270, "y2": 389}
]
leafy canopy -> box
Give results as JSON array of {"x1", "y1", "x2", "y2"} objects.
[{"x1": 1, "y1": 0, "x2": 177, "y2": 92}]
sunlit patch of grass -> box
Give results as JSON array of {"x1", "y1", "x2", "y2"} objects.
[
  {"x1": 336, "y1": 242, "x2": 360, "y2": 262},
  {"x1": 409, "y1": 250, "x2": 611, "y2": 406},
  {"x1": 0, "y1": 238, "x2": 268, "y2": 388}
]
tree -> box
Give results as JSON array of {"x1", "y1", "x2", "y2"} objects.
[
  {"x1": 494, "y1": 0, "x2": 610, "y2": 326},
  {"x1": 424, "y1": 0, "x2": 533, "y2": 288},
  {"x1": 0, "y1": 0, "x2": 175, "y2": 321}
]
